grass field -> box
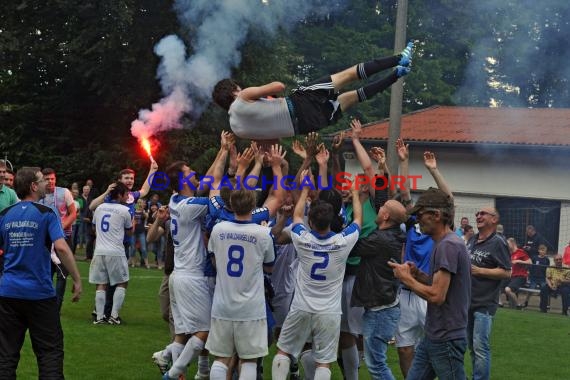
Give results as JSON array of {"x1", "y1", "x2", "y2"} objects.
[{"x1": 16, "y1": 260, "x2": 570, "y2": 379}]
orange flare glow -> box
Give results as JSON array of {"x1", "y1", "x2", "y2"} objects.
[{"x1": 141, "y1": 138, "x2": 152, "y2": 158}]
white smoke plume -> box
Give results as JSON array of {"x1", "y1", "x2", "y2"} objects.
[
  {"x1": 454, "y1": 1, "x2": 570, "y2": 109},
  {"x1": 131, "y1": 0, "x2": 345, "y2": 141}
]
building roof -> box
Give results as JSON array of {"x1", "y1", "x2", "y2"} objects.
[{"x1": 352, "y1": 106, "x2": 570, "y2": 147}]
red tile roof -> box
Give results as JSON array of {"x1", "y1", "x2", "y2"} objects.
[{"x1": 353, "y1": 106, "x2": 570, "y2": 147}]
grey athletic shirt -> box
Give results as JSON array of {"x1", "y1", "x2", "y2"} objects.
[{"x1": 229, "y1": 97, "x2": 295, "y2": 139}]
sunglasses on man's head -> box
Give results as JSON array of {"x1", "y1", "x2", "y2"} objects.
[{"x1": 417, "y1": 209, "x2": 438, "y2": 217}]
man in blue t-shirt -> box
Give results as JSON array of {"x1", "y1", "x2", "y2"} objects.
[{"x1": 0, "y1": 167, "x2": 82, "y2": 379}]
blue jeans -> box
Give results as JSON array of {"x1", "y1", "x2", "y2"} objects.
[
  {"x1": 362, "y1": 305, "x2": 400, "y2": 380},
  {"x1": 467, "y1": 311, "x2": 493, "y2": 380},
  {"x1": 407, "y1": 337, "x2": 467, "y2": 380},
  {"x1": 134, "y1": 231, "x2": 148, "y2": 260}
]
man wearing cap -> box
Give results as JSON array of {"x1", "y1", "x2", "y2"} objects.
[
  {"x1": 394, "y1": 143, "x2": 455, "y2": 378},
  {"x1": 466, "y1": 207, "x2": 511, "y2": 380},
  {"x1": 349, "y1": 200, "x2": 407, "y2": 379},
  {"x1": 389, "y1": 188, "x2": 471, "y2": 380}
]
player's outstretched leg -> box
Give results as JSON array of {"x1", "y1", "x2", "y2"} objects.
[
  {"x1": 331, "y1": 40, "x2": 414, "y2": 91},
  {"x1": 338, "y1": 62, "x2": 412, "y2": 112}
]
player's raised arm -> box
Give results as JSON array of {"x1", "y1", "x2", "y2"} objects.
[
  {"x1": 239, "y1": 82, "x2": 286, "y2": 102},
  {"x1": 263, "y1": 144, "x2": 287, "y2": 217},
  {"x1": 293, "y1": 169, "x2": 312, "y2": 225},
  {"x1": 139, "y1": 158, "x2": 159, "y2": 199}
]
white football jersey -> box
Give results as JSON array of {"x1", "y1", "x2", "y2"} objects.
[
  {"x1": 290, "y1": 222, "x2": 360, "y2": 314},
  {"x1": 93, "y1": 202, "x2": 132, "y2": 256},
  {"x1": 208, "y1": 220, "x2": 275, "y2": 321},
  {"x1": 168, "y1": 194, "x2": 209, "y2": 276}
]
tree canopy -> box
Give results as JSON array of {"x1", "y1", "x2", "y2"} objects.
[{"x1": 1, "y1": 0, "x2": 568, "y2": 190}]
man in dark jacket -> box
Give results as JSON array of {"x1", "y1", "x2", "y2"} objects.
[{"x1": 350, "y1": 199, "x2": 407, "y2": 379}]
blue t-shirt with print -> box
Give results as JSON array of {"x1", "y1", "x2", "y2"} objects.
[{"x1": 0, "y1": 201, "x2": 65, "y2": 300}]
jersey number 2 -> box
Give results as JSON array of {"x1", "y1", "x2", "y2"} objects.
[{"x1": 310, "y1": 251, "x2": 329, "y2": 281}]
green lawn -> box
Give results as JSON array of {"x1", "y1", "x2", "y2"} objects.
[{"x1": 16, "y1": 260, "x2": 570, "y2": 379}]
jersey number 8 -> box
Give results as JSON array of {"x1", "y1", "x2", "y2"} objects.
[{"x1": 227, "y1": 245, "x2": 245, "y2": 277}]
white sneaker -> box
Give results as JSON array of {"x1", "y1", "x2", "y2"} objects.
[{"x1": 152, "y1": 350, "x2": 171, "y2": 375}]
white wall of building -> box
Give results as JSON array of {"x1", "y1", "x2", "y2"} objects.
[
  {"x1": 344, "y1": 144, "x2": 570, "y2": 249},
  {"x1": 559, "y1": 202, "x2": 570, "y2": 254}
]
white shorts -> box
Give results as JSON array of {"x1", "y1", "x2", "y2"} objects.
[
  {"x1": 89, "y1": 255, "x2": 129, "y2": 286},
  {"x1": 205, "y1": 318, "x2": 268, "y2": 359},
  {"x1": 272, "y1": 291, "x2": 294, "y2": 328},
  {"x1": 169, "y1": 272, "x2": 213, "y2": 335},
  {"x1": 395, "y1": 288, "x2": 427, "y2": 348},
  {"x1": 340, "y1": 275, "x2": 363, "y2": 336},
  {"x1": 277, "y1": 309, "x2": 341, "y2": 363}
]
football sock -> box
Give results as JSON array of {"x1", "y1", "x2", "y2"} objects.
[
  {"x1": 342, "y1": 345, "x2": 360, "y2": 380},
  {"x1": 168, "y1": 335, "x2": 205, "y2": 377},
  {"x1": 357, "y1": 71, "x2": 398, "y2": 102},
  {"x1": 357, "y1": 56, "x2": 400, "y2": 80},
  {"x1": 95, "y1": 290, "x2": 105, "y2": 320},
  {"x1": 272, "y1": 353, "x2": 291, "y2": 380},
  {"x1": 198, "y1": 354, "x2": 209, "y2": 374},
  {"x1": 210, "y1": 361, "x2": 228, "y2": 380},
  {"x1": 111, "y1": 286, "x2": 126, "y2": 318},
  {"x1": 170, "y1": 341, "x2": 185, "y2": 363},
  {"x1": 239, "y1": 362, "x2": 257, "y2": 380},
  {"x1": 300, "y1": 350, "x2": 316, "y2": 380},
  {"x1": 314, "y1": 367, "x2": 332, "y2": 380}
]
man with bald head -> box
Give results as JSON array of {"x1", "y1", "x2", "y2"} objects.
[
  {"x1": 348, "y1": 199, "x2": 407, "y2": 379},
  {"x1": 466, "y1": 206, "x2": 511, "y2": 380}
]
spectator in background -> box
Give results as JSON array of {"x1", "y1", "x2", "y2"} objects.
[
  {"x1": 540, "y1": 255, "x2": 570, "y2": 315},
  {"x1": 79, "y1": 185, "x2": 93, "y2": 254},
  {"x1": 146, "y1": 203, "x2": 164, "y2": 268},
  {"x1": 522, "y1": 244, "x2": 550, "y2": 308},
  {"x1": 463, "y1": 225, "x2": 474, "y2": 245},
  {"x1": 495, "y1": 224, "x2": 504, "y2": 235},
  {"x1": 85, "y1": 179, "x2": 100, "y2": 198},
  {"x1": 456, "y1": 217, "x2": 469, "y2": 237},
  {"x1": 0, "y1": 160, "x2": 18, "y2": 212},
  {"x1": 71, "y1": 188, "x2": 83, "y2": 254},
  {"x1": 4, "y1": 169, "x2": 15, "y2": 189},
  {"x1": 131, "y1": 198, "x2": 149, "y2": 268},
  {"x1": 147, "y1": 193, "x2": 162, "y2": 209},
  {"x1": 37, "y1": 168, "x2": 77, "y2": 313},
  {"x1": 523, "y1": 225, "x2": 549, "y2": 258},
  {"x1": 504, "y1": 238, "x2": 531, "y2": 309},
  {"x1": 562, "y1": 241, "x2": 570, "y2": 267}
]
